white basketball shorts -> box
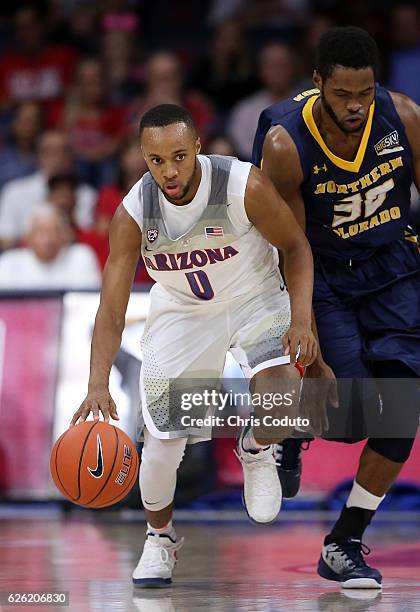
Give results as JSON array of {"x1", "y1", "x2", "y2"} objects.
[{"x1": 139, "y1": 282, "x2": 291, "y2": 439}]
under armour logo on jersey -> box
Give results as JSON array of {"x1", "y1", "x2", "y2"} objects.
[
  {"x1": 147, "y1": 228, "x2": 158, "y2": 242},
  {"x1": 313, "y1": 163, "x2": 327, "y2": 174}
]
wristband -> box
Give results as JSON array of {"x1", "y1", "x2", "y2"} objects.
[{"x1": 294, "y1": 362, "x2": 305, "y2": 378}]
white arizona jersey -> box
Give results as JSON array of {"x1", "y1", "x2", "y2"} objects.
[{"x1": 123, "y1": 154, "x2": 283, "y2": 304}]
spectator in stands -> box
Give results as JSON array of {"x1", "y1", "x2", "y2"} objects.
[
  {"x1": 95, "y1": 136, "x2": 147, "y2": 237},
  {"x1": 0, "y1": 4, "x2": 78, "y2": 112},
  {"x1": 0, "y1": 102, "x2": 43, "y2": 190},
  {"x1": 44, "y1": 150, "x2": 151, "y2": 283},
  {"x1": 100, "y1": 16, "x2": 144, "y2": 104},
  {"x1": 46, "y1": 173, "x2": 79, "y2": 220},
  {"x1": 0, "y1": 130, "x2": 96, "y2": 249},
  {"x1": 51, "y1": 58, "x2": 127, "y2": 188},
  {"x1": 297, "y1": 13, "x2": 335, "y2": 89},
  {"x1": 386, "y1": 2, "x2": 420, "y2": 104},
  {"x1": 228, "y1": 42, "x2": 297, "y2": 160},
  {"x1": 207, "y1": 0, "x2": 309, "y2": 28},
  {"x1": 46, "y1": 172, "x2": 109, "y2": 270},
  {"x1": 189, "y1": 20, "x2": 259, "y2": 117},
  {"x1": 53, "y1": 3, "x2": 100, "y2": 56},
  {"x1": 205, "y1": 135, "x2": 237, "y2": 157},
  {"x1": 127, "y1": 51, "x2": 215, "y2": 147},
  {"x1": 94, "y1": 137, "x2": 151, "y2": 283},
  {"x1": 0, "y1": 206, "x2": 101, "y2": 290}
]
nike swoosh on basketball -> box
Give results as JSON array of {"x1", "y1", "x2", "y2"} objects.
[{"x1": 87, "y1": 434, "x2": 104, "y2": 478}]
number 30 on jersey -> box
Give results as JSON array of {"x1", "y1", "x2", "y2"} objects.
[{"x1": 332, "y1": 179, "x2": 395, "y2": 227}]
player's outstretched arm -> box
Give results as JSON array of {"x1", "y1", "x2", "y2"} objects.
[
  {"x1": 245, "y1": 165, "x2": 316, "y2": 366},
  {"x1": 70, "y1": 205, "x2": 142, "y2": 427}
]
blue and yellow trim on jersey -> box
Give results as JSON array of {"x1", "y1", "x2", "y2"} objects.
[
  {"x1": 404, "y1": 227, "x2": 420, "y2": 253},
  {"x1": 302, "y1": 95, "x2": 375, "y2": 173}
]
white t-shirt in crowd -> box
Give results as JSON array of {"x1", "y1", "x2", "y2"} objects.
[
  {"x1": 0, "y1": 244, "x2": 101, "y2": 290},
  {"x1": 228, "y1": 90, "x2": 274, "y2": 161},
  {"x1": 0, "y1": 172, "x2": 96, "y2": 240}
]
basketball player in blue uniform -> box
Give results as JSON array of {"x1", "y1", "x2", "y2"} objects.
[{"x1": 252, "y1": 26, "x2": 420, "y2": 588}]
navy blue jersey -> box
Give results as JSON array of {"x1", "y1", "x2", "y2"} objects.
[{"x1": 252, "y1": 86, "x2": 414, "y2": 260}]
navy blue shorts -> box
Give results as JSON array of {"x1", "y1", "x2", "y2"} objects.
[{"x1": 313, "y1": 231, "x2": 420, "y2": 378}]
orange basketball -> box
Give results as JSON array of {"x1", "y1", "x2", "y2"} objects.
[{"x1": 50, "y1": 421, "x2": 139, "y2": 508}]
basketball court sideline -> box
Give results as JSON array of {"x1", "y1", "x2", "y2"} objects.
[{"x1": 0, "y1": 515, "x2": 419, "y2": 611}]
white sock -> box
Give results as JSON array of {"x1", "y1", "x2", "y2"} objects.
[
  {"x1": 242, "y1": 428, "x2": 270, "y2": 452},
  {"x1": 346, "y1": 480, "x2": 385, "y2": 511},
  {"x1": 147, "y1": 521, "x2": 176, "y2": 540}
]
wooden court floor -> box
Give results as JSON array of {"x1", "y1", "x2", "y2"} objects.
[{"x1": 0, "y1": 515, "x2": 420, "y2": 611}]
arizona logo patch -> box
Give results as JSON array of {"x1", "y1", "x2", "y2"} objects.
[{"x1": 147, "y1": 228, "x2": 158, "y2": 242}]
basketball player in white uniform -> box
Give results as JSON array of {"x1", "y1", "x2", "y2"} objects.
[{"x1": 70, "y1": 104, "x2": 317, "y2": 587}]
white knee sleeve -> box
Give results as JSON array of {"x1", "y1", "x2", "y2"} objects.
[{"x1": 140, "y1": 429, "x2": 187, "y2": 511}]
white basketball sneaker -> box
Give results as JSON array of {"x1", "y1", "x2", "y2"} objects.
[
  {"x1": 234, "y1": 426, "x2": 282, "y2": 524},
  {"x1": 132, "y1": 532, "x2": 184, "y2": 588}
]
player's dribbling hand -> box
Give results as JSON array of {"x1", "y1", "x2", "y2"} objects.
[
  {"x1": 69, "y1": 389, "x2": 119, "y2": 428},
  {"x1": 282, "y1": 323, "x2": 317, "y2": 367}
]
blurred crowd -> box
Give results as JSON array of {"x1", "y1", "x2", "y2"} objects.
[{"x1": 0, "y1": 0, "x2": 419, "y2": 290}]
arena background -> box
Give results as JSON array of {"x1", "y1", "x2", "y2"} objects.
[{"x1": 0, "y1": 0, "x2": 419, "y2": 515}]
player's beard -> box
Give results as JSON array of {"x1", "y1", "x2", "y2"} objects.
[{"x1": 321, "y1": 89, "x2": 367, "y2": 135}]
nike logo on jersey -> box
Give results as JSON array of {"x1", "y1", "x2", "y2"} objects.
[{"x1": 87, "y1": 434, "x2": 104, "y2": 478}]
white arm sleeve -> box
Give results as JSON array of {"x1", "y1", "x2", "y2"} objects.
[
  {"x1": 122, "y1": 177, "x2": 144, "y2": 230},
  {"x1": 226, "y1": 159, "x2": 253, "y2": 235}
]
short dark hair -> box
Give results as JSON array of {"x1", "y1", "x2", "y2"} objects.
[
  {"x1": 139, "y1": 104, "x2": 196, "y2": 138},
  {"x1": 47, "y1": 173, "x2": 78, "y2": 191},
  {"x1": 316, "y1": 26, "x2": 379, "y2": 81}
]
